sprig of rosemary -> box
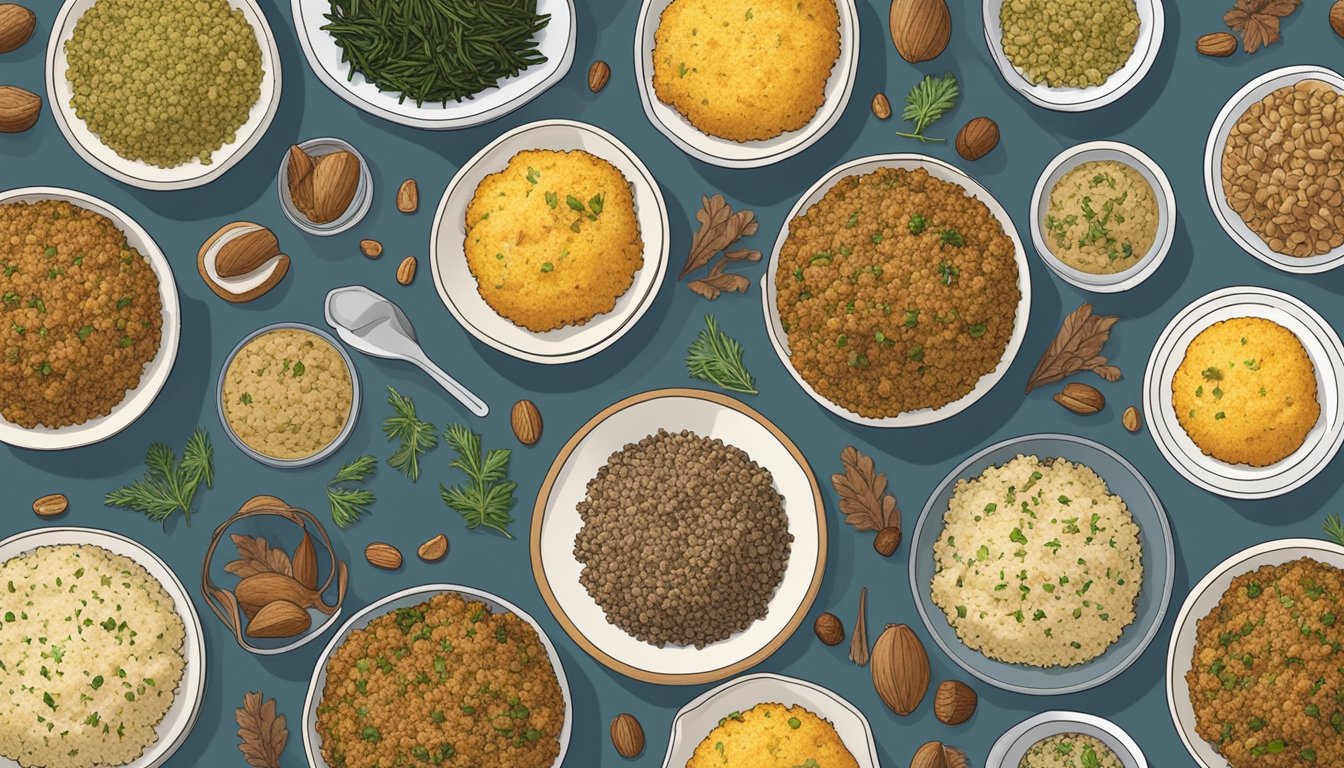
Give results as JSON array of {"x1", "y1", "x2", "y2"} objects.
[
  {"x1": 686, "y1": 315, "x2": 758, "y2": 395},
  {"x1": 1325, "y1": 513, "x2": 1344, "y2": 547},
  {"x1": 440, "y1": 424, "x2": 516, "y2": 538},
  {"x1": 897, "y1": 73, "x2": 959, "y2": 143},
  {"x1": 327, "y1": 455, "x2": 377, "y2": 529},
  {"x1": 104, "y1": 428, "x2": 214, "y2": 526},
  {"x1": 383, "y1": 386, "x2": 438, "y2": 482}
]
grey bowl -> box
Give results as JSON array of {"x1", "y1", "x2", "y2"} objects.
[
  {"x1": 216, "y1": 322, "x2": 360, "y2": 468},
  {"x1": 909, "y1": 433, "x2": 1174, "y2": 695},
  {"x1": 276, "y1": 137, "x2": 373, "y2": 236},
  {"x1": 987, "y1": 711, "x2": 1148, "y2": 768}
]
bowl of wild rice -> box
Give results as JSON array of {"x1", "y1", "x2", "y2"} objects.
[{"x1": 530, "y1": 388, "x2": 826, "y2": 685}]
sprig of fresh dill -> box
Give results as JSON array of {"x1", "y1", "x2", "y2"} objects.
[
  {"x1": 383, "y1": 386, "x2": 438, "y2": 482},
  {"x1": 440, "y1": 424, "x2": 516, "y2": 538},
  {"x1": 104, "y1": 428, "x2": 214, "y2": 526},
  {"x1": 897, "y1": 72, "x2": 959, "y2": 143},
  {"x1": 686, "y1": 315, "x2": 758, "y2": 395},
  {"x1": 327, "y1": 455, "x2": 377, "y2": 529},
  {"x1": 1325, "y1": 513, "x2": 1344, "y2": 547}
]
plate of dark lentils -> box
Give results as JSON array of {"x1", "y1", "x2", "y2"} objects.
[{"x1": 529, "y1": 388, "x2": 826, "y2": 685}]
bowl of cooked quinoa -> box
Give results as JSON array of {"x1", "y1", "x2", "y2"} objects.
[
  {"x1": 0, "y1": 188, "x2": 179, "y2": 451},
  {"x1": 303, "y1": 584, "x2": 571, "y2": 768},
  {"x1": 987, "y1": 711, "x2": 1149, "y2": 768},
  {"x1": 45, "y1": 0, "x2": 281, "y2": 190},
  {"x1": 1167, "y1": 539, "x2": 1344, "y2": 768},
  {"x1": 982, "y1": 0, "x2": 1163, "y2": 112},
  {"x1": 763, "y1": 155, "x2": 1030, "y2": 428}
]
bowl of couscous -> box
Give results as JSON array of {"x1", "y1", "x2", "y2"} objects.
[
  {"x1": 988, "y1": 711, "x2": 1148, "y2": 768},
  {"x1": 216, "y1": 322, "x2": 359, "y2": 468}
]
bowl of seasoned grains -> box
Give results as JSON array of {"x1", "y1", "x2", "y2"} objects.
[
  {"x1": 1030, "y1": 142, "x2": 1175, "y2": 293},
  {"x1": 217, "y1": 323, "x2": 359, "y2": 468},
  {"x1": 303, "y1": 584, "x2": 571, "y2": 768},
  {"x1": 1205, "y1": 66, "x2": 1344, "y2": 274},
  {"x1": 293, "y1": 0, "x2": 575, "y2": 129},
  {"x1": 1167, "y1": 539, "x2": 1344, "y2": 768},
  {"x1": 987, "y1": 711, "x2": 1148, "y2": 768},
  {"x1": 46, "y1": 0, "x2": 281, "y2": 190},
  {"x1": 0, "y1": 188, "x2": 179, "y2": 451},
  {"x1": 983, "y1": 0, "x2": 1163, "y2": 111},
  {"x1": 763, "y1": 155, "x2": 1030, "y2": 428}
]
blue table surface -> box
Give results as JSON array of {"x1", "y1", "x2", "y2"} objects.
[{"x1": 4, "y1": 0, "x2": 1344, "y2": 766}]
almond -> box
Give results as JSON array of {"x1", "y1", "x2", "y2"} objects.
[
  {"x1": 872, "y1": 92, "x2": 892, "y2": 120},
  {"x1": 396, "y1": 255, "x2": 417, "y2": 286},
  {"x1": 197, "y1": 222, "x2": 290, "y2": 303},
  {"x1": 814, "y1": 612, "x2": 845, "y2": 645},
  {"x1": 310, "y1": 150, "x2": 361, "y2": 224},
  {"x1": 610, "y1": 713, "x2": 644, "y2": 758},
  {"x1": 872, "y1": 624, "x2": 930, "y2": 716},
  {"x1": 0, "y1": 4, "x2": 36, "y2": 53},
  {"x1": 417, "y1": 534, "x2": 449, "y2": 562},
  {"x1": 397, "y1": 179, "x2": 419, "y2": 214},
  {"x1": 292, "y1": 532, "x2": 319, "y2": 592},
  {"x1": 359, "y1": 239, "x2": 383, "y2": 259},
  {"x1": 874, "y1": 525, "x2": 902, "y2": 557},
  {"x1": 1333, "y1": 0, "x2": 1344, "y2": 39},
  {"x1": 933, "y1": 680, "x2": 977, "y2": 725},
  {"x1": 32, "y1": 493, "x2": 68, "y2": 517},
  {"x1": 889, "y1": 0, "x2": 950, "y2": 63},
  {"x1": 215, "y1": 225, "x2": 280, "y2": 278},
  {"x1": 287, "y1": 145, "x2": 316, "y2": 215},
  {"x1": 955, "y1": 117, "x2": 1000, "y2": 161},
  {"x1": 1053, "y1": 382, "x2": 1105, "y2": 415},
  {"x1": 1123, "y1": 405, "x2": 1142, "y2": 433},
  {"x1": 0, "y1": 85, "x2": 39, "y2": 133},
  {"x1": 588, "y1": 60, "x2": 611, "y2": 93},
  {"x1": 365, "y1": 542, "x2": 402, "y2": 570},
  {"x1": 910, "y1": 741, "x2": 968, "y2": 768},
  {"x1": 510, "y1": 400, "x2": 542, "y2": 445},
  {"x1": 1196, "y1": 32, "x2": 1238, "y2": 57},
  {"x1": 245, "y1": 599, "x2": 311, "y2": 638}
]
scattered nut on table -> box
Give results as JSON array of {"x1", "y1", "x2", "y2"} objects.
[
  {"x1": 871, "y1": 92, "x2": 892, "y2": 120},
  {"x1": 417, "y1": 534, "x2": 449, "y2": 562},
  {"x1": 396, "y1": 255, "x2": 417, "y2": 285},
  {"x1": 814, "y1": 612, "x2": 845, "y2": 645},
  {"x1": 364, "y1": 542, "x2": 402, "y2": 569},
  {"x1": 588, "y1": 60, "x2": 611, "y2": 93},
  {"x1": 511, "y1": 400, "x2": 543, "y2": 445},
  {"x1": 32, "y1": 493, "x2": 68, "y2": 517},
  {"x1": 610, "y1": 713, "x2": 644, "y2": 758},
  {"x1": 396, "y1": 179, "x2": 419, "y2": 214},
  {"x1": 359, "y1": 239, "x2": 382, "y2": 258}
]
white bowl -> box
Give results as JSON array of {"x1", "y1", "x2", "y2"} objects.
[
  {"x1": 1203, "y1": 65, "x2": 1344, "y2": 274},
  {"x1": 1167, "y1": 539, "x2": 1344, "y2": 768},
  {"x1": 0, "y1": 527, "x2": 207, "y2": 768},
  {"x1": 661, "y1": 673, "x2": 879, "y2": 768},
  {"x1": 292, "y1": 0, "x2": 574, "y2": 130},
  {"x1": 303, "y1": 584, "x2": 572, "y2": 768},
  {"x1": 1143, "y1": 287, "x2": 1344, "y2": 499},
  {"x1": 988, "y1": 711, "x2": 1148, "y2": 768},
  {"x1": 0, "y1": 187, "x2": 180, "y2": 451},
  {"x1": 633, "y1": 0, "x2": 859, "y2": 168},
  {"x1": 531, "y1": 389, "x2": 826, "y2": 685},
  {"x1": 1030, "y1": 141, "x2": 1175, "y2": 293},
  {"x1": 430, "y1": 119, "x2": 669, "y2": 365},
  {"x1": 761, "y1": 154, "x2": 1032, "y2": 428},
  {"x1": 275, "y1": 137, "x2": 374, "y2": 237},
  {"x1": 46, "y1": 0, "x2": 281, "y2": 190},
  {"x1": 983, "y1": 0, "x2": 1163, "y2": 112}
]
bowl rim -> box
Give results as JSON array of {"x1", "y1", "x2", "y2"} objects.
[
  {"x1": 1029, "y1": 140, "x2": 1176, "y2": 293},
  {"x1": 302, "y1": 583, "x2": 573, "y2": 768},
  {"x1": 1202, "y1": 65, "x2": 1344, "y2": 274},
  {"x1": 760, "y1": 153, "x2": 1032, "y2": 428},
  {"x1": 275, "y1": 137, "x2": 374, "y2": 237},
  {"x1": 45, "y1": 0, "x2": 282, "y2": 190},
  {"x1": 632, "y1": 0, "x2": 860, "y2": 168},
  {"x1": 290, "y1": 0, "x2": 575, "y2": 130},
  {"x1": 908, "y1": 432, "x2": 1175, "y2": 695},
  {"x1": 1165, "y1": 538, "x2": 1344, "y2": 768},
  {"x1": 987, "y1": 710, "x2": 1149, "y2": 768},
  {"x1": 0, "y1": 186, "x2": 181, "y2": 451},
  {"x1": 214, "y1": 322, "x2": 361, "y2": 468},
  {"x1": 529, "y1": 388, "x2": 827, "y2": 684},
  {"x1": 981, "y1": 0, "x2": 1164, "y2": 112},
  {"x1": 429, "y1": 118, "x2": 670, "y2": 365}
]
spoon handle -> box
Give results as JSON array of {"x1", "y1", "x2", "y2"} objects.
[{"x1": 411, "y1": 354, "x2": 489, "y2": 417}]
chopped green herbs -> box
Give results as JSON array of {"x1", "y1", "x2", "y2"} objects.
[
  {"x1": 104, "y1": 428, "x2": 214, "y2": 526},
  {"x1": 440, "y1": 425, "x2": 517, "y2": 538},
  {"x1": 383, "y1": 386, "x2": 438, "y2": 482},
  {"x1": 327, "y1": 455, "x2": 377, "y2": 528}
]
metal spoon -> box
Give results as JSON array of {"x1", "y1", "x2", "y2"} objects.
[{"x1": 324, "y1": 285, "x2": 488, "y2": 417}]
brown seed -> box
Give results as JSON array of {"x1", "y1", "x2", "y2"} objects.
[
  {"x1": 0, "y1": 4, "x2": 36, "y2": 53},
  {"x1": 359, "y1": 239, "x2": 383, "y2": 259},
  {"x1": 310, "y1": 150, "x2": 361, "y2": 223},
  {"x1": 292, "y1": 532, "x2": 319, "y2": 591},
  {"x1": 610, "y1": 713, "x2": 644, "y2": 758},
  {"x1": 889, "y1": 0, "x2": 951, "y2": 63},
  {"x1": 417, "y1": 534, "x2": 449, "y2": 562},
  {"x1": 365, "y1": 543, "x2": 402, "y2": 570},
  {"x1": 1122, "y1": 405, "x2": 1142, "y2": 433},
  {"x1": 588, "y1": 60, "x2": 611, "y2": 93},
  {"x1": 814, "y1": 612, "x2": 845, "y2": 645},
  {"x1": 1053, "y1": 382, "x2": 1105, "y2": 415},
  {"x1": 213, "y1": 225, "x2": 281, "y2": 278},
  {"x1": 245, "y1": 599, "x2": 311, "y2": 639},
  {"x1": 872, "y1": 92, "x2": 893, "y2": 120},
  {"x1": 955, "y1": 117, "x2": 1000, "y2": 161},
  {"x1": 0, "y1": 85, "x2": 39, "y2": 133},
  {"x1": 396, "y1": 256, "x2": 417, "y2": 285},
  {"x1": 32, "y1": 493, "x2": 68, "y2": 517},
  {"x1": 910, "y1": 741, "x2": 968, "y2": 768},
  {"x1": 1196, "y1": 32, "x2": 1238, "y2": 57},
  {"x1": 1332, "y1": 0, "x2": 1344, "y2": 39},
  {"x1": 511, "y1": 400, "x2": 543, "y2": 445},
  {"x1": 397, "y1": 179, "x2": 419, "y2": 214},
  {"x1": 874, "y1": 525, "x2": 902, "y2": 557},
  {"x1": 872, "y1": 624, "x2": 930, "y2": 716},
  {"x1": 234, "y1": 572, "x2": 329, "y2": 620},
  {"x1": 933, "y1": 680, "x2": 977, "y2": 725},
  {"x1": 287, "y1": 145, "x2": 316, "y2": 215}
]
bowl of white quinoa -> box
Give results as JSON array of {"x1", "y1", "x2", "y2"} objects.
[
  {"x1": 910, "y1": 434, "x2": 1173, "y2": 695},
  {"x1": 988, "y1": 711, "x2": 1149, "y2": 768}
]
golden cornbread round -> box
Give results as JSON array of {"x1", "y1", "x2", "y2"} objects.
[
  {"x1": 1172, "y1": 317, "x2": 1320, "y2": 467},
  {"x1": 464, "y1": 149, "x2": 643, "y2": 333},
  {"x1": 686, "y1": 702, "x2": 859, "y2": 768},
  {"x1": 651, "y1": 0, "x2": 841, "y2": 142}
]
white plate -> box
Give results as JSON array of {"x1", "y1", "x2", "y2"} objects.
[
  {"x1": 633, "y1": 0, "x2": 858, "y2": 168},
  {"x1": 1030, "y1": 141, "x2": 1175, "y2": 293},
  {"x1": 988, "y1": 711, "x2": 1148, "y2": 768},
  {"x1": 1143, "y1": 287, "x2": 1344, "y2": 499},
  {"x1": 46, "y1": 0, "x2": 281, "y2": 190},
  {"x1": 1167, "y1": 539, "x2": 1344, "y2": 768},
  {"x1": 761, "y1": 154, "x2": 1031, "y2": 428},
  {"x1": 531, "y1": 389, "x2": 826, "y2": 684},
  {"x1": 303, "y1": 584, "x2": 572, "y2": 768},
  {"x1": 0, "y1": 188, "x2": 180, "y2": 451},
  {"x1": 661, "y1": 673, "x2": 879, "y2": 768},
  {"x1": 1203, "y1": 66, "x2": 1344, "y2": 274},
  {"x1": 0, "y1": 527, "x2": 207, "y2": 768},
  {"x1": 292, "y1": 0, "x2": 574, "y2": 130},
  {"x1": 430, "y1": 119, "x2": 669, "y2": 365},
  {"x1": 983, "y1": 0, "x2": 1163, "y2": 112}
]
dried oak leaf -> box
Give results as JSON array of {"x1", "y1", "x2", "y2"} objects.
[
  {"x1": 688, "y1": 256, "x2": 752, "y2": 300},
  {"x1": 224, "y1": 534, "x2": 293, "y2": 580},
  {"x1": 1225, "y1": 0, "x2": 1298, "y2": 52},
  {"x1": 236, "y1": 691, "x2": 287, "y2": 768},
  {"x1": 831, "y1": 447, "x2": 900, "y2": 532},
  {"x1": 1025, "y1": 303, "x2": 1121, "y2": 393},
  {"x1": 680, "y1": 194, "x2": 758, "y2": 280}
]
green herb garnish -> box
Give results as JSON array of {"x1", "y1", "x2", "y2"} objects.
[
  {"x1": 440, "y1": 424, "x2": 517, "y2": 538},
  {"x1": 104, "y1": 428, "x2": 214, "y2": 526},
  {"x1": 896, "y1": 73, "x2": 959, "y2": 143},
  {"x1": 686, "y1": 315, "x2": 758, "y2": 395},
  {"x1": 1325, "y1": 513, "x2": 1344, "y2": 546},
  {"x1": 383, "y1": 386, "x2": 438, "y2": 482},
  {"x1": 327, "y1": 455, "x2": 377, "y2": 528}
]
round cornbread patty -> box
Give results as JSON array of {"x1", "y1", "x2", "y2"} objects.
[
  {"x1": 464, "y1": 149, "x2": 643, "y2": 333},
  {"x1": 651, "y1": 0, "x2": 841, "y2": 142},
  {"x1": 686, "y1": 702, "x2": 859, "y2": 768},
  {"x1": 1172, "y1": 317, "x2": 1320, "y2": 467}
]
